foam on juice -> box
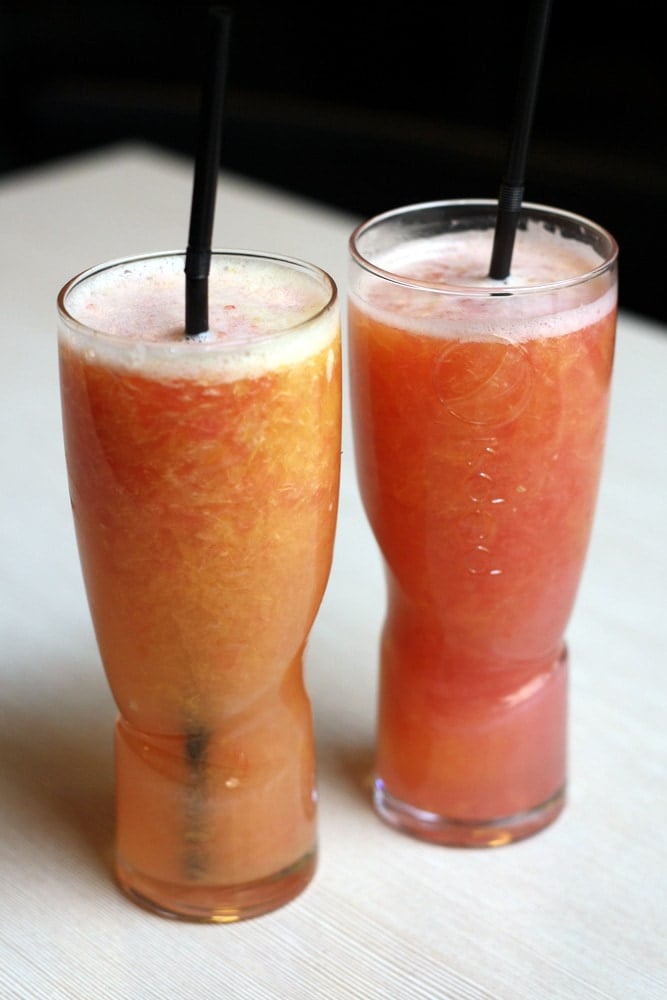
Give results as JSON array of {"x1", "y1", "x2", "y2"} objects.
[
  {"x1": 353, "y1": 222, "x2": 616, "y2": 341},
  {"x1": 61, "y1": 253, "x2": 338, "y2": 381}
]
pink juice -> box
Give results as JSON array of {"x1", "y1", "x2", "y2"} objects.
[{"x1": 348, "y1": 204, "x2": 618, "y2": 845}]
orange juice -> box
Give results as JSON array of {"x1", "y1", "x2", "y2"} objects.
[
  {"x1": 348, "y1": 202, "x2": 617, "y2": 845},
  {"x1": 59, "y1": 251, "x2": 341, "y2": 918}
]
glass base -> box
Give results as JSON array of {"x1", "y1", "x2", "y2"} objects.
[
  {"x1": 373, "y1": 782, "x2": 565, "y2": 847},
  {"x1": 115, "y1": 848, "x2": 316, "y2": 923}
]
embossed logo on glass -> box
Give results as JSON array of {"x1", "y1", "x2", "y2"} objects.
[
  {"x1": 432, "y1": 336, "x2": 534, "y2": 576},
  {"x1": 432, "y1": 336, "x2": 534, "y2": 426}
]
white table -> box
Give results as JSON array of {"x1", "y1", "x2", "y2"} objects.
[{"x1": 1, "y1": 144, "x2": 665, "y2": 1000}]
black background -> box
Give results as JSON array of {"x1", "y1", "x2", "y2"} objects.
[{"x1": 2, "y1": 1, "x2": 664, "y2": 322}]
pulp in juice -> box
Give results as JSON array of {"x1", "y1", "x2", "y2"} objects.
[
  {"x1": 349, "y1": 223, "x2": 616, "y2": 839},
  {"x1": 59, "y1": 253, "x2": 341, "y2": 916}
]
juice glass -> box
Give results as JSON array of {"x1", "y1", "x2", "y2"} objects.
[
  {"x1": 58, "y1": 250, "x2": 341, "y2": 919},
  {"x1": 348, "y1": 200, "x2": 617, "y2": 846}
]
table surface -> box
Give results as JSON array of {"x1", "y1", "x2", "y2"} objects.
[{"x1": 1, "y1": 144, "x2": 665, "y2": 1000}]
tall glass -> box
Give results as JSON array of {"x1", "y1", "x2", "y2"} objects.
[
  {"x1": 58, "y1": 250, "x2": 341, "y2": 920},
  {"x1": 348, "y1": 201, "x2": 617, "y2": 846}
]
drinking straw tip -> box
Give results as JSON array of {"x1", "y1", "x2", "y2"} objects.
[
  {"x1": 184, "y1": 6, "x2": 233, "y2": 338},
  {"x1": 488, "y1": 0, "x2": 553, "y2": 280},
  {"x1": 489, "y1": 182, "x2": 524, "y2": 281}
]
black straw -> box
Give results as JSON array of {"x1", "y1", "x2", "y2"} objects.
[
  {"x1": 489, "y1": 0, "x2": 553, "y2": 280},
  {"x1": 185, "y1": 6, "x2": 233, "y2": 338}
]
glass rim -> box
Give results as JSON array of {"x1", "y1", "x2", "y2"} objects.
[
  {"x1": 57, "y1": 248, "x2": 339, "y2": 349},
  {"x1": 349, "y1": 199, "x2": 619, "y2": 297}
]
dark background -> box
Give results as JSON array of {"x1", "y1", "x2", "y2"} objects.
[{"x1": 1, "y1": 1, "x2": 664, "y2": 322}]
